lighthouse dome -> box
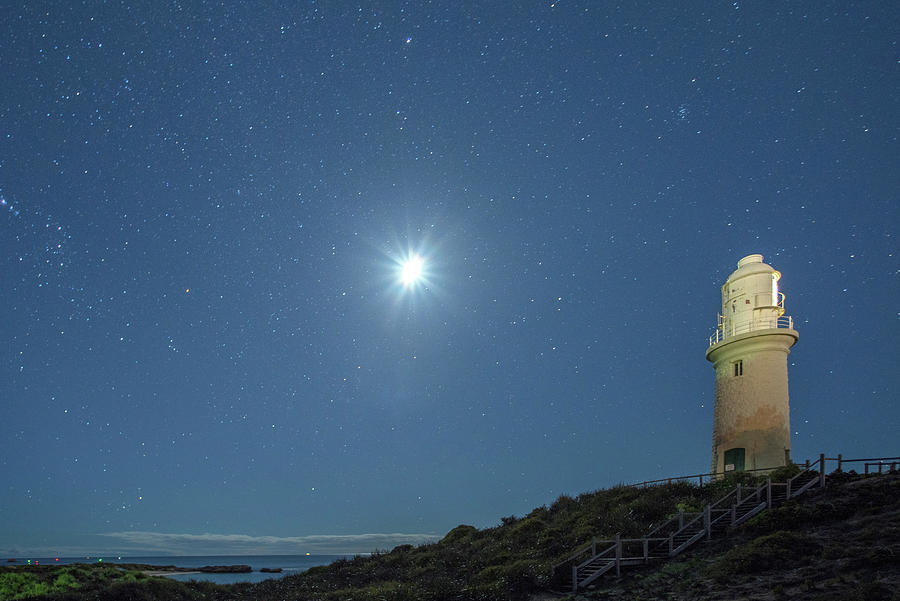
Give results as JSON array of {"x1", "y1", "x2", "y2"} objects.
[
  {"x1": 717, "y1": 253, "x2": 788, "y2": 340},
  {"x1": 726, "y1": 254, "x2": 781, "y2": 284}
]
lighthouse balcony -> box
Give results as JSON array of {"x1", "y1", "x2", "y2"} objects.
[{"x1": 708, "y1": 315, "x2": 794, "y2": 347}]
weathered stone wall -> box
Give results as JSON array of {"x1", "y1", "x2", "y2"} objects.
[{"x1": 708, "y1": 329, "x2": 796, "y2": 474}]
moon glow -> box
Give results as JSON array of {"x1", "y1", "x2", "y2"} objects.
[{"x1": 400, "y1": 254, "x2": 424, "y2": 287}]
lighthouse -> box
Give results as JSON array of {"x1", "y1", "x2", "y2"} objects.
[{"x1": 707, "y1": 254, "x2": 798, "y2": 475}]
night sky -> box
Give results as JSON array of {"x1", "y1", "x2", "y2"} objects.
[{"x1": 2, "y1": 2, "x2": 897, "y2": 557}]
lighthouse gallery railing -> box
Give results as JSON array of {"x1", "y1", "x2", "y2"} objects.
[{"x1": 708, "y1": 315, "x2": 794, "y2": 347}]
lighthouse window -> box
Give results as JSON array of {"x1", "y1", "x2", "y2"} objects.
[{"x1": 733, "y1": 360, "x2": 743, "y2": 377}]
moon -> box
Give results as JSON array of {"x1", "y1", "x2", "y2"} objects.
[{"x1": 400, "y1": 254, "x2": 424, "y2": 287}]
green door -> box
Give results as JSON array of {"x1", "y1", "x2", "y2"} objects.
[{"x1": 724, "y1": 448, "x2": 746, "y2": 472}]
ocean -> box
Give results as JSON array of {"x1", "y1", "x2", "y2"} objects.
[{"x1": 6, "y1": 554, "x2": 352, "y2": 585}]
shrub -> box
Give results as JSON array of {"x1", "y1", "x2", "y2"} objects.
[
  {"x1": 52, "y1": 570, "x2": 81, "y2": 590},
  {"x1": 706, "y1": 531, "x2": 822, "y2": 582},
  {"x1": 0, "y1": 572, "x2": 52, "y2": 600},
  {"x1": 744, "y1": 496, "x2": 855, "y2": 534},
  {"x1": 767, "y1": 463, "x2": 802, "y2": 482},
  {"x1": 472, "y1": 559, "x2": 545, "y2": 601},
  {"x1": 675, "y1": 500, "x2": 703, "y2": 514},
  {"x1": 549, "y1": 494, "x2": 577, "y2": 514},
  {"x1": 440, "y1": 524, "x2": 478, "y2": 543},
  {"x1": 326, "y1": 580, "x2": 419, "y2": 601},
  {"x1": 100, "y1": 576, "x2": 213, "y2": 601}
]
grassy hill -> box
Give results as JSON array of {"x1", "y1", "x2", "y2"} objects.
[
  {"x1": 584, "y1": 471, "x2": 900, "y2": 601},
  {"x1": 3, "y1": 469, "x2": 897, "y2": 601}
]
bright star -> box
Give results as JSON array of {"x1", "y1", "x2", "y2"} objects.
[{"x1": 400, "y1": 254, "x2": 424, "y2": 287}]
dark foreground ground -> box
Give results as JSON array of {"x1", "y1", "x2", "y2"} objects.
[
  {"x1": 2, "y1": 470, "x2": 897, "y2": 601},
  {"x1": 579, "y1": 472, "x2": 900, "y2": 601}
]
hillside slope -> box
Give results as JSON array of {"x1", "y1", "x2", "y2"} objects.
[
  {"x1": 581, "y1": 472, "x2": 900, "y2": 601},
  {"x1": 229, "y1": 478, "x2": 725, "y2": 601},
  {"x1": 225, "y1": 470, "x2": 900, "y2": 601},
  {"x1": 7, "y1": 470, "x2": 898, "y2": 601}
]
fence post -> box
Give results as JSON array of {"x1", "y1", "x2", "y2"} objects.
[
  {"x1": 837, "y1": 453, "x2": 843, "y2": 473},
  {"x1": 699, "y1": 474, "x2": 703, "y2": 487},
  {"x1": 819, "y1": 453, "x2": 826, "y2": 489},
  {"x1": 643, "y1": 537, "x2": 649, "y2": 561},
  {"x1": 615, "y1": 534, "x2": 621, "y2": 577},
  {"x1": 591, "y1": 537, "x2": 596, "y2": 556},
  {"x1": 572, "y1": 565, "x2": 578, "y2": 593},
  {"x1": 766, "y1": 478, "x2": 772, "y2": 508},
  {"x1": 805, "y1": 459, "x2": 810, "y2": 470},
  {"x1": 865, "y1": 463, "x2": 869, "y2": 475},
  {"x1": 737, "y1": 483, "x2": 742, "y2": 504},
  {"x1": 678, "y1": 510, "x2": 684, "y2": 529}
]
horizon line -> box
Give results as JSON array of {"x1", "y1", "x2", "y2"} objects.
[{"x1": 4, "y1": 530, "x2": 440, "y2": 558}]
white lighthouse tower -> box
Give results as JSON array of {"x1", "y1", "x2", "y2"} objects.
[{"x1": 707, "y1": 254, "x2": 799, "y2": 474}]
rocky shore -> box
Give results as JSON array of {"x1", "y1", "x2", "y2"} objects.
[{"x1": 142, "y1": 564, "x2": 252, "y2": 576}]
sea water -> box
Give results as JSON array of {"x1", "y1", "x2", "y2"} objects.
[{"x1": 7, "y1": 554, "x2": 352, "y2": 585}]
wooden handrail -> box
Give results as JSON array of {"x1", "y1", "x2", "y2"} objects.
[{"x1": 825, "y1": 455, "x2": 899, "y2": 462}]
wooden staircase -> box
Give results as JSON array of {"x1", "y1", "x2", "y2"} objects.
[{"x1": 555, "y1": 456, "x2": 829, "y2": 593}]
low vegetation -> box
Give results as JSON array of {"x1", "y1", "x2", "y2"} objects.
[
  {"x1": 0, "y1": 563, "x2": 219, "y2": 601},
  {"x1": 4, "y1": 469, "x2": 898, "y2": 601}
]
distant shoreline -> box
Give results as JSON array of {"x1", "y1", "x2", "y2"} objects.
[
  {"x1": 144, "y1": 570, "x2": 203, "y2": 577},
  {"x1": 141, "y1": 564, "x2": 253, "y2": 575},
  {"x1": 1, "y1": 556, "x2": 344, "y2": 585}
]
